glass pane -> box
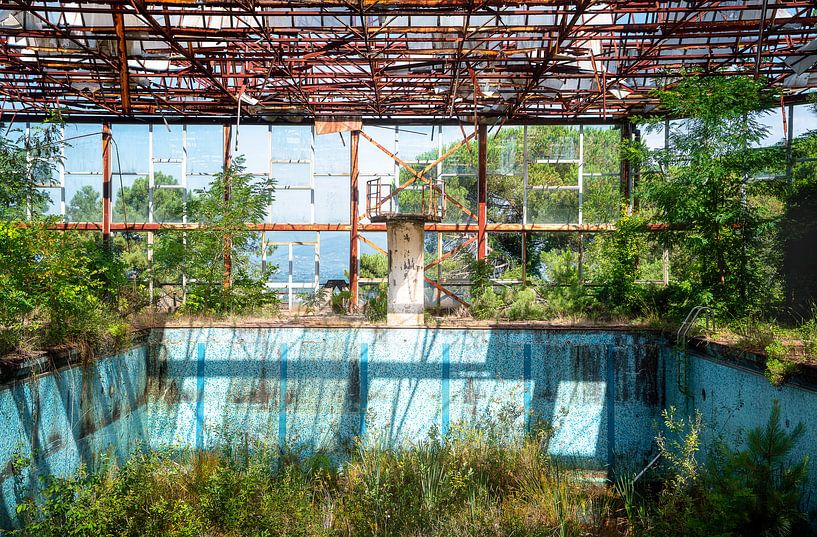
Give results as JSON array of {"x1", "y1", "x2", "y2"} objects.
[
  {"x1": 315, "y1": 176, "x2": 349, "y2": 223},
  {"x1": 111, "y1": 124, "x2": 149, "y2": 174},
  {"x1": 36, "y1": 188, "x2": 61, "y2": 217},
  {"x1": 320, "y1": 231, "x2": 349, "y2": 283},
  {"x1": 315, "y1": 132, "x2": 349, "y2": 175},
  {"x1": 269, "y1": 189, "x2": 311, "y2": 223},
  {"x1": 64, "y1": 124, "x2": 102, "y2": 173},
  {"x1": 235, "y1": 125, "x2": 269, "y2": 173},
  {"x1": 528, "y1": 190, "x2": 579, "y2": 224},
  {"x1": 152, "y1": 124, "x2": 183, "y2": 161},
  {"x1": 272, "y1": 162, "x2": 310, "y2": 187},
  {"x1": 583, "y1": 173, "x2": 618, "y2": 224},
  {"x1": 264, "y1": 231, "x2": 318, "y2": 284},
  {"x1": 271, "y1": 126, "x2": 312, "y2": 162},
  {"x1": 112, "y1": 175, "x2": 147, "y2": 223},
  {"x1": 488, "y1": 126, "x2": 524, "y2": 224},
  {"x1": 64, "y1": 175, "x2": 102, "y2": 222},
  {"x1": 187, "y1": 125, "x2": 223, "y2": 174}
]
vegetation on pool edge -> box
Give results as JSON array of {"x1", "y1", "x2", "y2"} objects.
[{"x1": 7, "y1": 403, "x2": 811, "y2": 537}]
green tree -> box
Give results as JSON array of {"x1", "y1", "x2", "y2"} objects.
[
  {"x1": 631, "y1": 74, "x2": 785, "y2": 315},
  {"x1": 154, "y1": 156, "x2": 277, "y2": 314},
  {"x1": 0, "y1": 113, "x2": 63, "y2": 220},
  {"x1": 113, "y1": 171, "x2": 184, "y2": 223},
  {"x1": 66, "y1": 185, "x2": 102, "y2": 222},
  {"x1": 360, "y1": 252, "x2": 387, "y2": 278},
  {"x1": 0, "y1": 222, "x2": 128, "y2": 352}
]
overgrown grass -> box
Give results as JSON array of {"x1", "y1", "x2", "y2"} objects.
[
  {"x1": 9, "y1": 406, "x2": 813, "y2": 537},
  {"x1": 10, "y1": 424, "x2": 621, "y2": 537}
]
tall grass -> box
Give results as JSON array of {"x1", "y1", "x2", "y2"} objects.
[{"x1": 10, "y1": 422, "x2": 622, "y2": 537}]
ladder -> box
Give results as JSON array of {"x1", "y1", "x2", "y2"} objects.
[{"x1": 675, "y1": 306, "x2": 714, "y2": 396}]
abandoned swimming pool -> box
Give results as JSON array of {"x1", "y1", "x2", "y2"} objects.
[{"x1": 2, "y1": 326, "x2": 816, "y2": 526}]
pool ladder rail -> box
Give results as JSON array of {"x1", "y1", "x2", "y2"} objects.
[{"x1": 675, "y1": 306, "x2": 715, "y2": 396}]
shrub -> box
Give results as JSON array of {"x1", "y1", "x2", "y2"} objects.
[
  {"x1": 540, "y1": 249, "x2": 595, "y2": 317},
  {"x1": 798, "y1": 310, "x2": 817, "y2": 358},
  {"x1": 0, "y1": 222, "x2": 129, "y2": 353},
  {"x1": 300, "y1": 288, "x2": 329, "y2": 315},
  {"x1": 506, "y1": 287, "x2": 545, "y2": 321},
  {"x1": 365, "y1": 282, "x2": 388, "y2": 322},
  {"x1": 10, "y1": 421, "x2": 621, "y2": 537},
  {"x1": 764, "y1": 340, "x2": 797, "y2": 386},
  {"x1": 633, "y1": 74, "x2": 785, "y2": 317},
  {"x1": 331, "y1": 289, "x2": 351, "y2": 314},
  {"x1": 153, "y1": 156, "x2": 279, "y2": 316},
  {"x1": 360, "y1": 253, "x2": 388, "y2": 279},
  {"x1": 470, "y1": 287, "x2": 502, "y2": 320},
  {"x1": 643, "y1": 402, "x2": 810, "y2": 537},
  {"x1": 595, "y1": 209, "x2": 646, "y2": 314}
]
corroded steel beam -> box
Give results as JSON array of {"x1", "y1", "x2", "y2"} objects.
[
  {"x1": 112, "y1": 8, "x2": 132, "y2": 114},
  {"x1": 1, "y1": 1, "x2": 815, "y2": 120}
]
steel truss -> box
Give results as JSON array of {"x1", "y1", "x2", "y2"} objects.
[{"x1": 1, "y1": 1, "x2": 816, "y2": 122}]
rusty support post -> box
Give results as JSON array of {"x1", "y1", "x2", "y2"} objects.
[
  {"x1": 620, "y1": 121, "x2": 633, "y2": 214},
  {"x1": 112, "y1": 8, "x2": 131, "y2": 115},
  {"x1": 350, "y1": 130, "x2": 360, "y2": 310},
  {"x1": 223, "y1": 123, "x2": 232, "y2": 290},
  {"x1": 102, "y1": 121, "x2": 112, "y2": 249},
  {"x1": 477, "y1": 124, "x2": 487, "y2": 260}
]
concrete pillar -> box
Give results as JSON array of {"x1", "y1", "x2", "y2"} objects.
[{"x1": 387, "y1": 219, "x2": 425, "y2": 326}]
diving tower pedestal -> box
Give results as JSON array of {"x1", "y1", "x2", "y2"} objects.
[
  {"x1": 367, "y1": 176, "x2": 445, "y2": 326},
  {"x1": 384, "y1": 217, "x2": 426, "y2": 326}
]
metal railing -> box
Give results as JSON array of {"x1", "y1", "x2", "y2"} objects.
[
  {"x1": 675, "y1": 305, "x2": 714, "y2": 396},
  {"x1": 676, "y1": 305, "x2": 714, "y2": 346},
  {"x1": 366, "y1": 177, "x2": 446, "y2": 222}
]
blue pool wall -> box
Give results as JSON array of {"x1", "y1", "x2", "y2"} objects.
[
  {"x1": 2, "y1": 326, "x2": 817, "y2": 526},
  {"x1": 0, "y1": 346, "x2": 149, "y2": 526},
  {"x1": 145, "y1": 328, "x2": 662, "y2": 467},
  {"x1": 665, "y1": 348, "x2": 817, "y2": 510}
]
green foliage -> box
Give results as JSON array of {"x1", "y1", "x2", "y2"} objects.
[
  {"x1": 539, "y1": 248, "x2": 596, "y2": 317},
  {"x1": 632, "y1": 74, "x2": 785, "y2": 316},
  {"x1": 0, "y1": 221, "x2": 130, "y2": 353},
  {"x1": 0, "y1": 112, "x2": 63, "y2": 220},
  {"x1": 330, "y1": 289, "x2": 351, "y2": 314},
  {"x1": 11, "y1": 420, "x2": 622, "y2": 537},
  {"x1": 643, "y1": 402, "x2": 810, "y2": 537},
  {"x1": 153, "y1": 157, "x2": 278, "y2": 315},
  {"x1": 764, "y1": 341, "x2": 797, "y2": 386},
  {"x1": 468, "y1": 258, "x2": 502, "y2": 320},
  {"x1": 300, "y1": 288, "x2": 329, "y2": 315},
  {"x1": 469, "y1": 258, "x2": 493, "y2": 296},
  {"x1": 469, "y1": 287, "x2": 502, "y2": 320},
  {"x1": 656, "y1": 407, "x2": 703, "y2": 490},
  {"x1": 505, "y1": 287, "x2": 546, "y2": 321},
  {"x1": 65, "y1": 185, "x2": 101, "y2": 222},
  {"x1": 113, "y1": 171, "x2": 185, "y2": 223},
  {"x1": 359, "y1": 252, "x2": 388, "y2": 279},
  {"x1": 365, "y1": 282, "x2": 388, "y2": 322},
  {"x1": 486, "y1": 125, "x2": 620, "y2": 227},
  {"x1": 595, "y1": 209, "x2": 645, "y2": 313},
  {"x1": 799, "y1": 311, "x2": 817, "y2": 358}
]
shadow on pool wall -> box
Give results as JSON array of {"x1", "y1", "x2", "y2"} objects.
[
  {"x1": 143, "y1": 328, "x2": 663, "y2": 470},
  {"x1": 1, "y1": 326, "x2": 816, "y2": 527}
]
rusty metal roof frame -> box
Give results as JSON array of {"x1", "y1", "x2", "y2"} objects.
[{"x1": 1, "y1": 1, "x2": 816, "y2": 124}]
